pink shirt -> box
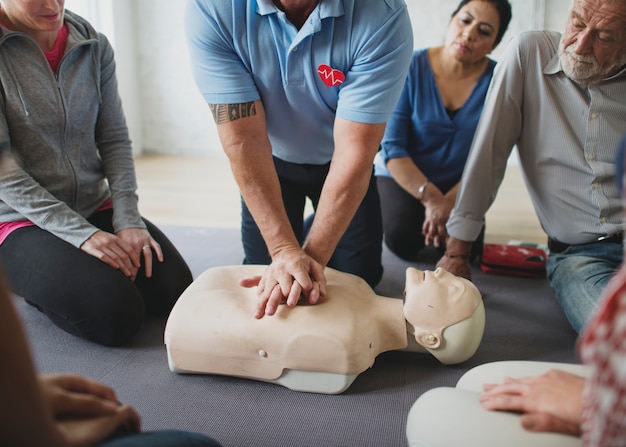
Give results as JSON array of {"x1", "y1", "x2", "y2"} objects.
[{"x1": 45, "y1": 23, "x2": 69, "y2": 74}]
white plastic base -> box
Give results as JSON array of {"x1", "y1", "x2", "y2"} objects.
[{"x1": 168, "y1": 350, "x2": 359, "y2": 394}]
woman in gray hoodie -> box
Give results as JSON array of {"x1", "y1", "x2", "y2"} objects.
[{"x1": 0, "y1": 0, "x2": 193, "y2": 346}]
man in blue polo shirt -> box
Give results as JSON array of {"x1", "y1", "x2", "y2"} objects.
[{"x1": 185, "y1": 0, "x2": 413, "y2": 318}]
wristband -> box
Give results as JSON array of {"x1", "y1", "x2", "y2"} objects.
[
  {"x1": 417, "y1": 180, "x2": 429, "y2": 200},
  {"x1": 444, "y1": 252, "x2": 470, "y2": 259}
]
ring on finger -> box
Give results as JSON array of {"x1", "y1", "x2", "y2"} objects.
[{"x1": 142, "y1": 245, "x2": 150, "y2": 251}]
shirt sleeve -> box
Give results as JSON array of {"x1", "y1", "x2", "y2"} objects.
[
  {"x1": 0, "y1": 154, "x2": 99, "y2": 247},
  {"x1": 446, "y1": 35, "x2": 525, "y2": 242},
  {"x1": 379, "y1": 73, "x2": 413, "y2": 163},
  {"x1": 185, "y1": 0, "x2": 260, "y2": 105},
  {"x1": 95, "y1": 33, "x2": 146, "y2": 235},
  {"x1": 579, "y1": 263, "x2": 626, "y2": 446},
  {"x1": 335, "y1": 6, "x2": 413, "y2": 125}
]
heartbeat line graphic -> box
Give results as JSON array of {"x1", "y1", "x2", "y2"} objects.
[{"x1": 318, "y1": 64, "x2": 345, "y2": 87}]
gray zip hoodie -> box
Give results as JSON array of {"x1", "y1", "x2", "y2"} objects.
[{"x1": 0, "y1": 9, "x2": 145, "y2": 248}]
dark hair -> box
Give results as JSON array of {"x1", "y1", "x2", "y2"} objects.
[{"x1": 451, "y1": 0, "x2": 513, "y2": 46}]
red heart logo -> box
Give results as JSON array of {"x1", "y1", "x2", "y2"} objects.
[{"x1": 318, "y1": 64, "x2": 345, "y2": 87}]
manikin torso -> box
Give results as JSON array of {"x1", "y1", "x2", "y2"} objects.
[{"x1": 165, "y1": 265, "x2": 485, "y2": 394}]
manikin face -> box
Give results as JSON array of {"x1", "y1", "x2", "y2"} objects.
[
  {"x1": 444, "y1": 0, "x2": 501, "y2": 64},
  {"x1": 403, "y1": 267, "x2": 482, "y2": 351},
  {"x1": 413, "y1": 268, "x2": 469, "y2": 307},
  {"x1": 0, "y1": 0, "x2": 65, "y2": 35},
  {"x1": 559, "y1": 0, "x2": 626, "y2": 83}
]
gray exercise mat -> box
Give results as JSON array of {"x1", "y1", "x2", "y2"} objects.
[{"x1": 16, "y1": 226, "x2": 578, "y2": 447}]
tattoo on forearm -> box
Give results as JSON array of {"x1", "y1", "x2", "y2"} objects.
[{"x1": 209, "y1": 102, "x2": 257, "y2": 124}]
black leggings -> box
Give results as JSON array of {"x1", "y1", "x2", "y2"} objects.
[
  {"x1": 376, "y1": 176, "x2": 484, "y2": 262},
  {"x1": 0, "y1": 210, "x2": 192, "y2": 346}
]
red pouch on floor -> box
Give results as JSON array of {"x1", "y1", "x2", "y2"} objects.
[{"x1": 479, "y1": 244, "x2": 548, "y2": 278}]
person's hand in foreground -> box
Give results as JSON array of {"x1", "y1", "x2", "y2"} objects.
[
  {"x1": 239, "y1": 246, "x2": 327, "y2": 319},
  {"x1": 41, "y1": 374, "x2": 141, "y2": 446},
  {"x1": 479, "y1": 369, "x2": 585, "y2": 436}
]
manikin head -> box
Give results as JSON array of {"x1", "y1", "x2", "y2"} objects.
[{"x1": 403, "y1": 267, "x2": 485, "y2": 364}]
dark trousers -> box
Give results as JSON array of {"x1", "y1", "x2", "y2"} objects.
[
  {"x1": 0, "y1": 209, "x2": 192, "y2": 346},
  {"x1": 376, "y1": 176, "x2": 484, "y2": 262},
  {"x1": 101, "y1": 430, "x2": 222, "y2": 447},
  {"x1": 241, "y1": 157, "x2": 383, "y2": 287}
]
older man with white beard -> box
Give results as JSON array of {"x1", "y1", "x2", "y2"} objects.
[{"x1": 436, "y1": 0, "x2": 626, "y2": 334}]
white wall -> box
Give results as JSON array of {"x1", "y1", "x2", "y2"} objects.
[
  {"x1": 134, "y1": 0, "x2": 216, "y2": 156},
  {"x1": 69, "y1": 0, "x2": 573, "y2": 156},
  {"x1": 65, "y1": 0, "x2": 144, "y2": 155}
]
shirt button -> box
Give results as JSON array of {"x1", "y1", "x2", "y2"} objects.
[
  {"x1": 590, "y1": 112, "x2": 598, "y2": 119},
  {"x1": 292, "y1": 46, "x2": 298, "y2": 52},
  {"x1": 587, "y1": 153, "x2": 596, "y2": 161},
  {"x1": 601, "y1": 217, "x2": 607, "y2": 224}
]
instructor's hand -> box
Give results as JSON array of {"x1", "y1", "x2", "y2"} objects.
[{"x1": 240, "y1": 246, "x2": 327, "y2": 318}]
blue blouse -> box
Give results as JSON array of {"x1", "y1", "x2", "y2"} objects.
[{"x1": 374, "y1": 49, "x2": 496, "y2": 194}]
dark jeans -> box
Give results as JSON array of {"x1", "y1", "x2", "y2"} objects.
[
  {"x1": 241, "y1": 157, "x2": 383, "y2": 287},
  {"x1": 0, "y1": 209, "x2": 192, "y2": 346},
  {"x1": 376, "y1": 176, "x2": 484, "y2": 262},
  {"x1": 101, "y1": 430, "x2": 221, "y2": 447}
]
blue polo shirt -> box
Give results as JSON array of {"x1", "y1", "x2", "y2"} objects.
[
  {"x1": 185, "y1": 0, "x2": 413, "y2": 165},
  {"x1": 374, "y1": 49, "x2": 496, "y2": 193}
]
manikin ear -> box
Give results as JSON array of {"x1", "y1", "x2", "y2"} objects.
[{"x1": 414, "y1": 329, "x2": 443, "y2": 350}]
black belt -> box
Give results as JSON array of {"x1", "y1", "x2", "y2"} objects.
[{"x1": 548, "y1": 232, "x2": 624, "y2": 254}]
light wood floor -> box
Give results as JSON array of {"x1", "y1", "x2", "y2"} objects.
[{"x1": 134, "y1": 153, "x2": 546, "y2": 245}]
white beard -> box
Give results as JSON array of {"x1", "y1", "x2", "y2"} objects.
[{"x1": 559, "y1": 42, "x2": 626, "y2": 84}]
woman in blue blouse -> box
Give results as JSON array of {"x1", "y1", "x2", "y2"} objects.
[{"x1": 374, "y1": 0, "x2": 511, "y2": 262}]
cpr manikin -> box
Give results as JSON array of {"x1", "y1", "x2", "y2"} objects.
[{"x1": 165, "y1": 266, "x2": 485, "y2": 394}]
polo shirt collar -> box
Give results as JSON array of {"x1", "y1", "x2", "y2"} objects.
[
  {"x1": 256, "y1": 0, "x2": 344, "y2": 19},
  {"x1": 256, "y1": 0, "x2": 278, "y2": 16},
  {"x1": 319, "y1": 1, "x2": 344, "y2": 19}
]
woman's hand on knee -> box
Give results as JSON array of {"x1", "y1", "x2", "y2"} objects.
[
  {"x1": 116, "y1": 228, "x2": 163, "y2": 278},
  {"x1": 80, "y1": 231, "x2": 139, "y2": 280}
]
